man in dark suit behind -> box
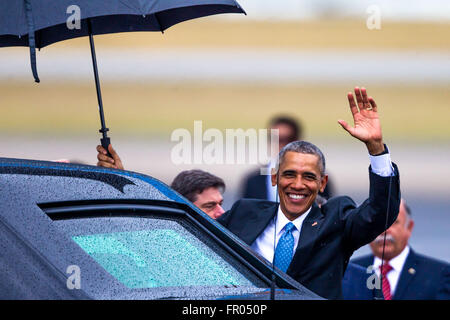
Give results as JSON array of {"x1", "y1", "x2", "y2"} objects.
[
  {"x1": 342, "y1": 263, "x2": 383, "y2": 300},
  {"x1": 352, "y1": 199, "x2": 450, "y2": 300},
  {"x1": 218, "y1": 87, "x2": 401, "y2": 299}
]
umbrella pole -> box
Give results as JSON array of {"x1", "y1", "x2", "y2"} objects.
[{"x1": 87, "y1": 18, "x2": 112, "y2": 156}]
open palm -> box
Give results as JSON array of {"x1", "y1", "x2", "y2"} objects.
[{"x1": 338, "y1": 87, "x2": 384, "y2": 154}]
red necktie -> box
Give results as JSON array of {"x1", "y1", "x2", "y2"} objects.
[{"x1": 380, "y1": 263, "x2": 393, "y2": 300}]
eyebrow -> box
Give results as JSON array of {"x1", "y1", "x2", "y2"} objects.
[
  {"x1": 303, "y1": 172, "x2": 318, "y2": 178},
  {"x1": 281, "y1": 170, "x2": 317, "y2": 178},
  {"x1": 281, "y1": 170, "x2": 297, "y2": 175},
  {"x1": 201, "y1": 201, "x2": 222, "y2": 207}
]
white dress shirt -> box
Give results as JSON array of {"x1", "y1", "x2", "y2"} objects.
[
  {"x1": 369, "y1": 151, "x2": 394, "y2": 177},
  {"x1": 251, "y1": 206, "x2": 310, "y2": 263},
  {"x1": 373, "y1": 246, "x2": 410, "y2": 297},
  {"x1": 252, "y1": 151, "x2": 394, "y2": 264}
]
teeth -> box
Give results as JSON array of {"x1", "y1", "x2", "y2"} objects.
[{"x1": 289, "y1": 194, "x2": 306, "y2": 199}]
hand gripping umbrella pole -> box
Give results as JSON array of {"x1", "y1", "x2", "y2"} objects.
[{"x1": 87, "y1": 18, "x2": 112, "y2": 157}]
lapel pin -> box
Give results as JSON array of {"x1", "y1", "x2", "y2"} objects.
[
  {"x1": 312, "y1": 222, "x2": 318, "y2": 227},
  {"x1": 408, "y1": 268, "x2": 416, "y2": 275}
]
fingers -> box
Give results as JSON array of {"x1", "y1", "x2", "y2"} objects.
[
  {"x1": 97, "y1": 160, "x2": 118, "y2": 169},
  {"x1": 352, "y1": 86, "x2": 376, "y2": 113},
  {"x1": 96, "y1": 144, "x2": 115, "y2": 165},
  {"x1": 97, "y1": 152, "x2": 114, "y2": 163},
  {"x1": 360, "y1": 87, "x2": 373, "y2": 111},
  {"x1": 354, "y1": 86, "x2": 364, "y2": 111},
  {"x1": 369, "y1": 96, "x2": 378, "y2": 112},
  {"x1": 96, "y1": 145, "x2": 107, "y2": 155},
  {"x1": 361, "y1": 87, "x2": 370, "y2": 108},
  {"x1": 107, "y1": 144, "x2": 117, "y2": 158},
  {"x1": 347, "y1": 92, "x2": 358, "y2": 116},
  {"x1": 107, "y1": 144, "x2": 123, "y2": 164},
  {"x1": 96, "y1": 144, "x2": 124, "y2": 170}
]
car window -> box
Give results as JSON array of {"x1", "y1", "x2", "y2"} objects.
[{"x1": 54, "y1": 213, "x2": 267, "y2": 298}]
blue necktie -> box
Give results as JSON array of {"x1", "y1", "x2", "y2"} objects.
[{"x1": 274, "y1": 222, "x2": 296, "y2": 272}]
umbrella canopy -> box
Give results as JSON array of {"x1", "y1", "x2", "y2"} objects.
[
  {"x1": 0, "y1": 0, "x2": 245, "y2": 81},
  {"x1": 0, "y1": 0, "x2": 245, "y2": 48},
  {"x1": 0, "y1": 0, "x2": 245, "y2": 151}
]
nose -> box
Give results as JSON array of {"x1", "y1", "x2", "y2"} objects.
[
  {"x1": 386, "y1": 225, "x2": 394, "y2": 234},
  {"x1": 291, "y1": 175, "x2": 304, "y2": 190},
  {"x1": 214, "y1": 204, "x2": 225, "y2": 218}
]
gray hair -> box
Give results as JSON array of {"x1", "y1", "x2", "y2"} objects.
[{"x1": 276, "y1": 140, "x2": 326, "y2": 176}]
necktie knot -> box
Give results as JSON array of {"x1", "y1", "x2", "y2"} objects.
[
  {"x1": 380, "y1": 263, "x2": 393, "y2": 276},
  {"x1": 284, "y1": 222, "x2": 296, "y2": 233}
]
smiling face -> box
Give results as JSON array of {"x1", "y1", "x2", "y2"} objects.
[{"x1": 272, "y1": 151, "x2": 328, "y2": 221}]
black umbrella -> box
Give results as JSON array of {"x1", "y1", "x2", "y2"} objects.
[{"x1": 0, "y1": 0, "x2": 245, "y2": 151}]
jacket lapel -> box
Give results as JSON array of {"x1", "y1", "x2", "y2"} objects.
[
  {"x1": 393, "y1": 249, "x2": 418, "y2": 299},
  {"x1": 238, "y1": 202, "x2": 278, "y2": 245},
  {"x1": 287, "y1": 203, "x2": 324, "y2": 273}
]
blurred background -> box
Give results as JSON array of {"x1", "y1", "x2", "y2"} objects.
[{"x1": 1, "y1": 0, "x2": 449, "y2": 261}]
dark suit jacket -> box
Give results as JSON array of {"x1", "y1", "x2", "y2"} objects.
[
  {"x1": 352, "y1": 249, "x2": 450, "y2": 300},
  {"x1": 219, "y1": 165, "x2": 400, "y2": 299},
  {"x1": 342, "y1": 262, "x2": 383, "y2": 300},
  {"x1": 241, "y1": 168, "x2": 334, "y2": 200}
]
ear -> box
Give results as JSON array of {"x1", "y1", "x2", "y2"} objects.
[
  {"x1": 271, "y1": 173, "x2": 277, "y2": 187},
  {"x1": 319, "y1": 174, "x2": 328, "y2": 193},
  {"x1": 407, "y1": 219, "x2": 415, "y2": 234}
]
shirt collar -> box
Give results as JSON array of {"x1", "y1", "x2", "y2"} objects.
[
  {"x1": 275, "y1": 205, "x2": 311, "y2": 236},
  {"x1": 374, "y1": 245, "x2": 410, "y2": 272}
]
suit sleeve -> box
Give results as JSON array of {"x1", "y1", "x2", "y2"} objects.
[{"x1": 342, "y1": 163, "x2": 401, "y2": 252}]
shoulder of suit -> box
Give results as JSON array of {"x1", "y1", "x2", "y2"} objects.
[
  {"x1": 347, "y1": 262, "x2": 368, "y2": 273},
  {"x1": 320, "y1": 195, "x2": 357, "y2": 214},
  {"x1": 410, "y1": 250, "x2": 450, "y2": 271},
  {"x1": 343, "y1": 263, "x2": 369, "y2": 282},
  {"x1": 351, "y1": 254, "x2": 374, "y2": 268},
  {"x1": 323, "y1": 195, "x2": 355, "y2": 206},
  {"x1": 234, "y1": 198, "x2": 277, "y2": 209}
]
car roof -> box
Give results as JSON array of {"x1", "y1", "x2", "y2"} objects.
[
  {"x1": 0, "y1": 157, "x2": 322, "y2": 300},
  {"x1": 0, "y1": 157, "x2": 186, "y2": 204}
]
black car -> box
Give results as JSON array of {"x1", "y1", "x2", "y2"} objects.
[{"x1": 0, "y1": 157, "x2": 322, "y2": 300}]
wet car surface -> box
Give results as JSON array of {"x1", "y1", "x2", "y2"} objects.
[{"x1": 0, "y1": 157, "x2": 322, "y2": 300}]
